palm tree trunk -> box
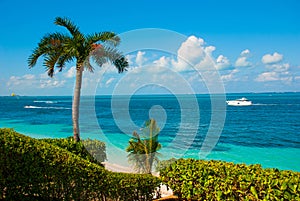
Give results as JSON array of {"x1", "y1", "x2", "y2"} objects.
[{"x1": 72, "y1": 64, "x2": 83, "y2": 142}]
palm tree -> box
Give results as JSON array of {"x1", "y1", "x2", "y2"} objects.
[
  {"x1": 126, "y1": 119, "x2": 162, "y2": 174},
  {"x1": 28, "y1": 17, "x2": 128, "y2": 142}
]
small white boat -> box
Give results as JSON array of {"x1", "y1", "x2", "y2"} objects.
[{"x1": 226, "y1": 97, "x2": 252, "y2": 106}]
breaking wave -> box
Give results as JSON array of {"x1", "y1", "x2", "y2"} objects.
[
  {"x1": 24, "y1": 105, "x2": 70, "y2": 110},
  {"x1": 33, "y1": 100, "x2": 57, "y2": 104}
]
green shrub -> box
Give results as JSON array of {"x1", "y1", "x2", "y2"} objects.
[
  {"x1": 0, "y1": 128, "x2": 161, "y2": 200},
  {"x1": 40, "y1": 137, "x2": 106, "y2": 165},
  {"x1": 82, "y1": 138, "x2": 107, "y2": 163},
  {"x1": 156, "y1": 158, "x2": 178, "y2": 172},
  {"x1": 106, "y1": 172, "x2": 161, "y2": 201},
  {"x1": 160, "y1": 158, "x2": 300, "y2": 200}
]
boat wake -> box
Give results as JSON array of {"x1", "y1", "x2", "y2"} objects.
[
  {"x1": 252, "y1": 103, "x2": 278, "y2": 106},
  {"x1": 24, "y1": 105, "x2": 71, "y2": 110}
]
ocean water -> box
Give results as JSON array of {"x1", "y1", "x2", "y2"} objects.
[{"x1": 0, "y1": 93, "x2": 299, "y2": 172}]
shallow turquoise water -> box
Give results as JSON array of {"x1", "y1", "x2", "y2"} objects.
[{"x1": 0, "y1": 93, "x2": 299, "y2": 171}]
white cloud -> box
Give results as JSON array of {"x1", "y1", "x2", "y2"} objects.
[
  {"x1": 23, "y1": 74, "x2": 35, "y2": 80},
  {"x1": 7, "y1": 74, "x2": 36, "y2": 88},
  {"x1": 255, "y1": 70, "x2": 292, "y2": 84},
  {"x1": 158, "y1": 35, "x2": 232, "y2": 72},
  {"x1": 126, "y1": 54, "x2": 135, "y2": 66},
  {"x1": 257, "y1": 52, "x2": 293, "y2": 84},
  {"x1": 235, "y1": 49, "x2": 252, "y2": 67},
  {"x1": 172, "y1": 36, "x2": 207, "y2": 71},
  {"x1": 7, "y1": 73, "x2": 66, "y2": 90},
  {"x1": 266, "y1": 63, "x2": 290, "y2": 72},
  {"x1": 105, "y1": 77, "x2": 115, "y2": 87},
  {"x1": 241, "y1": 49, "x2": 250, "y2": 56},
  {"x1": 261, "y1": 52, "x2": 283, "y2": 64},
  {"x1": 235, "y1": 57, "x2": 251, "y2": 67},
  {"x1": 153, "y1": 56, "x2": 170, "y2": 67},
  {"x1": 216, "y1": 55, "x2": 231, "y2": 70},
  {"x1": 64, "y1": 66, "x2": 76, "y2": 78},
  {"x1": 39, "y1": 79, "x2": 66, "y2": 88},
  {"x1": 204, "y1": 46, "x2": 216, "y2": 55},
  {"x1": 255, "y1": 72, "x2": 279, "y2": 82},
  {"x1": 135, "y1": 51, "x2": 147, "y2": 67},
  {"x1": 220, "y1": 69, "x2": 239, "y2": 82}
]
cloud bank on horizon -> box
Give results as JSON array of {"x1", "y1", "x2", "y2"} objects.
[{"x1": 5, "y1": 35, "x2": 300, "y2": 96}]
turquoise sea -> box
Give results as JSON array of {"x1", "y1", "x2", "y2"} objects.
[{"x1": 0, "y1": 93, "x2": 299, "y2": 172}]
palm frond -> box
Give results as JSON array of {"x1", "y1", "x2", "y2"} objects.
[
  {"x1": 54, "y1": 17, "x2": 81, "y2": 37},
  {"x1": 113, "y1": 56, "x2": 129, "y2": 73},
  {"x1": 28, "y1": 32, "x2": 71, "y2": 68},
  {"x1": 90, "y1": 45, "x2": 128, "y2": 72},
  {"x1": 38, "y1": 32, "x2": 68, "y2": 47},
  {"x1": 43, "y1": 52, "x2": 62, "y2": 77},
  {"x1": 85, "y1": 32, "x2": 119, "y2": 47},
  {"x1": 83, "y1": 56, "x2": 94, "y2": 73},
  {"x1": 56, "y1": 54, "x2": 74, "y2": 71},
  {"x1": 28, "y1": 46, "x2": 48, "y2": 67}
]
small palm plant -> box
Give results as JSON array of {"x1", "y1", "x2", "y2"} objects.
[
  {"x1": 126, "y1": 119, "x2": 162, "y2": 174},
  {"x1": 28, "y1": 17, "x2": 128, "y2": 142}
]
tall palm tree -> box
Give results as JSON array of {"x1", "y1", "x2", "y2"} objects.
[
  {"x1": 126, "y1": 119, "x2": 162, "y2": 174},
  {"x1": 28, "y1": 17, "x2": 128, "y2": 142}
]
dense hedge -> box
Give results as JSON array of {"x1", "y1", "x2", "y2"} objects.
[
  {"x1": 40, "y1": 137, "x2": 106, "y2": 165},
  {"x1": 160, "y1": 158, "x2": 300, "y2": 200},
  {"x1": 0, "y1": 128, "x2": 161, "y2": 200}
]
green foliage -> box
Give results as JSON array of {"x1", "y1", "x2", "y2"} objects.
[
  {"x1": 156, "y1": 158, "x2": 178, "y2": 172},
  {"x1": 41, "y1": 137, "x2": 106, "y2": 165},
  {"x1": 106, "y1": 172, "x2": 161, "y2": 201},
  {"x1": 0, "y1": 128, "x2": 161, "y2": 200},
  {"x1": 28, "y1": 16, "x2": 129, "y2": 78},
  {"x1": 160, "y1": 158, "x2": 300, "y2": 200},
  {"x1": 126, "y1": 119, "x2": 162, "y2": 174},
  {"x1": 82, "y1": 138, "x2": 107, "y2": 163}
]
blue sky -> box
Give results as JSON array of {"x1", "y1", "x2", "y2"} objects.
[{"x1": 0, "y1": 0, "x2": 299, "y2": 96}]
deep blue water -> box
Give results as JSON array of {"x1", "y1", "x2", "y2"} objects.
[{"x1": 1, "y1": 93, "x2": 299, "y2": 171}]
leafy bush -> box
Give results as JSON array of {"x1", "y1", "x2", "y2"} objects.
[
  {"x1": 156, "y1": 158, "x2": 178, "y2": 172},
  {"x1": 0, "y1": 128, "x2": 161, "y2": 200},
  {"x1": 82, "y1": 138, "x2": 107, "y2": 163},
  {"x1": 41, "y1": 137, "x2": 106, "y2": 165},
  {"x1": 160, "y1": 158, "x2": 300, "y2": 200}
]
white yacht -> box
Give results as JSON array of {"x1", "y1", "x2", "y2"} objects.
[{"x1": 226, "y1": 97, "x2": 252, "y2": 106}]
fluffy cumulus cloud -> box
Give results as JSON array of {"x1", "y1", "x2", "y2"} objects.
[
  {"x1": 135, "y1": 51, "x2": 147, "y2": 67},
  {"x1": 235, "y1": 49, "x2": 252, "y2": 67},
  {"x1": 266, "y1": 63, "x2": 290, "y2": 72},
  {"x1": 7, "y1": 73, "x2": 66, "y2": 92},
  {"x1": 170, "y1": 35, "x2": 232, "y2": 72},
  {"x1": 255, "y1": 72, "x2": 279, "y2": 82},
  {"x1": 255, "y1": 71, "x2": 293, "y2": 84},
  {"x1": 255, "y1": 52, "x2": 295, "y2": 85},
  {"x1": 127, "y1": 35, "x2": 233, "y2": 74},
  {"x1": 7, "y1": 74, "x2": 37, "y2": 88},
  {"x1": 64, "y1": 66, "x2": 76, "y2": 78},
  {"x1": 153, "y1": 56, "x2": 170, "y2": 67},
  {"x1": 261, "y1": 52, "x2": 283, "y2": 64},
  {"x1": 39, "y1": 79, "x2": 66, "y2": 88},
  {"x1": 216, "y1": 55, "x2": 231, "y2": 70},
  {"x1": 256, "y1": 51, "x2": 294, "y2": 84},
  {"x1": 172, "y1": 36, "x2": 206, "y2": 71},
  {"x1": 220, "y1": 69, "x2": 240, "y2": 82},
  {"x1": 8, "y1": 35, "x2": 298, "y2": 95}
]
